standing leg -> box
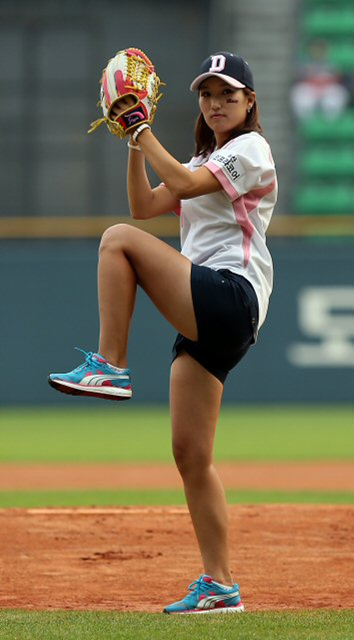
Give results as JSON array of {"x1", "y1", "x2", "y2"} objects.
[{"x1": 170, "y1": 351, "x2": 233, "y2": 586}]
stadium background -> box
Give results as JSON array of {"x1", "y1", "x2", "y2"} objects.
[
  {"x1": 0, "y1": 0, "x2": 354, "y2": 634},
  {"x1": 1, "y1": 0, "x2": 353, "y2": 406}
]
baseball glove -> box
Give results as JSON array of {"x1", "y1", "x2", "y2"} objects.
[{"x1": 88, "y1": 47, "x2": 164, "y2": 138}]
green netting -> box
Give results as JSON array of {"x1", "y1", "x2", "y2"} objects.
[
  {"x1": 328, "y1": 43, "x2": 354, "y2": 70},
  {"x1": 299, "y1": 111, "x2": 354, "y2": 140},
  {"x1": 306, "y1": 0, "x2": 354, "y2": 5},
  {"x1": 306, "y1": 0, "x2": 353, "y2": 3},
  {"x1": 300, "y1": 148, "x2": 354, "y2": 176},
  {"x1": 295, "y1": 185, "x2": 354, "y2": 214},
  {"x1": 304, "y1": 9, "x2": 354, "y2": 35}
]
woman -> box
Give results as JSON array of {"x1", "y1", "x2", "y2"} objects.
[{"x1": 49, "y1": 51, "x2": 277, "y2": 614}]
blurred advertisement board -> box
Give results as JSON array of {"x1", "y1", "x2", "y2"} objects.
[{"x1": 1, "y1": 239, "x2": 353, "y2": 405}]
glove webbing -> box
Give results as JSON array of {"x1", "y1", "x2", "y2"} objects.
[{"x1": 88, "y1": 50, "x2": 164, "y2": 137}]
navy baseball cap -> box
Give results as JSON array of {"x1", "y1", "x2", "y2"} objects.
[{"x1": 190, "y1": 52, "x2": 255, "y2": 92}]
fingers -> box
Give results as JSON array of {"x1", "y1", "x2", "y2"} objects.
[{"x1": 111, "y1": 95, "x2": 136, "y2": 119}]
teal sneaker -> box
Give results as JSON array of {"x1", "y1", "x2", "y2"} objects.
[
  {"x1": 48, "y1": 348, "x2": 132, "y2": 401},
  {"x1": 163, "y1": 575, "x2": 245, "y2": 614}
]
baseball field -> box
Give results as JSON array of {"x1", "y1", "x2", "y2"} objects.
[{"x1": 0, "y1": 404, "x2": 353, "y2": 639}]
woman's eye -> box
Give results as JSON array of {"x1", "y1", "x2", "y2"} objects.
[{"x1": 200, "y1": 91, "x2": 210, "y2": 97}]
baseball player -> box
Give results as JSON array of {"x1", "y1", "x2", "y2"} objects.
[{"x1": 49, "y1": 50, "x2": 277, "y2": 613}]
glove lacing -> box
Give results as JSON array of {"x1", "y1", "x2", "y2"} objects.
[{"x1": 88, "y1": 49, "x2": 165, "y2": 137}]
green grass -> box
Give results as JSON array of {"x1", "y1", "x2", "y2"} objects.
[
  {"x1": 0, "y1": 488, "x2": 353, "y2": 508},
  {"x1": 1, "y1": 405, "x2": 353, "y2": 507},
  {"x1": 1, "y1": 405, "x2": 353, "y2": 462},
  {"x1": 1, "y1": 409, "x2": 353, "y2": 637},
  {"x1": 0, "y1": 610, "x2": 354, "y2": 640}
]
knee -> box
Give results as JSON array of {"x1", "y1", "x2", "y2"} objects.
[
  {"x1": 99, "y1": 223, "x2": 133, "y2": 254},
  {"x1": 171, "y1": 438, "x2": 187, "y2": 473},
  {"x1": 172, "y1": 437, "x2": 211, "y2": 478}
]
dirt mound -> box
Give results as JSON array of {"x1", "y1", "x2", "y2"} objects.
[{"x1": 1, "y1": 505, "x2": 352, "y2": 611}]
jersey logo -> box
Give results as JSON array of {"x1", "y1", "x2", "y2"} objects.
[
  {"x1": 209, "y1": 54, "x2": 226, "y2": 73},
  {"x1": 213, "y1": 153, "x2": 241, "y2": 181}
]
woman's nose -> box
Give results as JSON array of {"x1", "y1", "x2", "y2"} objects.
[{"x1": 211, "y1": 99, "x2": 221, "y2": 110}]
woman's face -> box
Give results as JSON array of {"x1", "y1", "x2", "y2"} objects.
[{"x1": 198, "y1": 76, "x2": 255, "y2": 146}]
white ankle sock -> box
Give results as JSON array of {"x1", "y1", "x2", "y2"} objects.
[{"x1": 107, "y1": 362, "x2": 127, "y2": 373}]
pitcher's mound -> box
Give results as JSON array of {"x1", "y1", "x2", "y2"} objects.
[{"x1": 0, "y1": 504, "x2": 353, "y2": 611}]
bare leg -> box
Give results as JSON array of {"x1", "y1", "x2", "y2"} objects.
[
  {"x1": 97, "y1": 224, "x2": 197, "y2": 367},
  {"x1": 170, "y1": 352, "x2": 233, "y2": 586},
  {"x1": 98, "y1": 224, "x2": 232, "y2": 582},
  {"x1": 98, "y1": 233, "x2": 137, "y2": 368}
]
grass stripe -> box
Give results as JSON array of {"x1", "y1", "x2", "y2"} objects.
[
  {"x1": 0, "y1": 406, "x2": 354, "y2": 463},
  {"x1": 0, "y1": 610, "x2": 354, "y2": 640},
  {"x1": 0, "y1": 488, "x2": 353, "y2": 508}
]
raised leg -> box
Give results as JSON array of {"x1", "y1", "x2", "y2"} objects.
[{"x1": 97, "y1": 224, "x2": 197, "y2": 367}]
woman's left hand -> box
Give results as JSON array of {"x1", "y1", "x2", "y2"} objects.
[{"x1": 110, "y1": 95, "x2": 137, "y2": 121}]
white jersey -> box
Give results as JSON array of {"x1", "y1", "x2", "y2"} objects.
[{"x1": 176, "y1": 132, "x2": 277, "y2": 327}]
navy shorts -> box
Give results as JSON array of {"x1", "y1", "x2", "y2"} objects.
[{"x1": 171, "y1": 264, "x2": 259, "y2": 383}]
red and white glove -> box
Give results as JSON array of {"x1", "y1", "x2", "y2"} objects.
[{"x1": 88, "y1": 47, "x2": 164, "y2": 138}]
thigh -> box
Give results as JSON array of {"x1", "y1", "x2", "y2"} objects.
[
  {"x1": 101, "y1": 224, "x2": 197, "y2": 340},
  {"x1": 171, "y1": 266, "x2": 259, "y2": 384},
  {"x1": 170, "y1": 352, "x2": 224, "y2": 465}
]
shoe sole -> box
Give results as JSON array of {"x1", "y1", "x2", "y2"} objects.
[
  {"x1": 48, "y1": 377, "x2": 132, "y2": 401},
  {"x1": 163, "y1": 604, "x2": 245, "y2": 615}
]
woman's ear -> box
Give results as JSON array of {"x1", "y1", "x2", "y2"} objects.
[{"x1": 248, "y1": 91, "x2": 256, "y2": 111}]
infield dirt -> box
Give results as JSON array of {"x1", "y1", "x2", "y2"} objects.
[
  {"x1": 0, "y1": 461, "x2": 353, "y2": 490},
  {"x1": 0, "y1": 505, "x2": 353, "y2": 612},
  {"x1": 0, "y1": 462, "x2": 353, "y2": 612}
]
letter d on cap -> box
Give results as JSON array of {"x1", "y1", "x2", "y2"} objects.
[{"x1": 209, "y1": 54, "x2": 226, "y2": 72}]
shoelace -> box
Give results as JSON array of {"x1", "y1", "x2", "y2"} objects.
[
  {"x1": 182, "y1": 577, "x2": 211, "y2": 604},
  {"x1": 74, "y1": 347, "x2": 103, "y2": 372}
]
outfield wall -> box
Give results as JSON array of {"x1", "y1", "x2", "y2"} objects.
[{"x1": 1, "y1": 239, "x2": 353, "y2": 405}]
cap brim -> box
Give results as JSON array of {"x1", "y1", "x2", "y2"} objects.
[{"x1": 190, "y1": 72, "x2": 246, "y2": 91}]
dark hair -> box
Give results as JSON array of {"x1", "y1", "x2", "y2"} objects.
[{"x1": 194, "y1": 89, "x2": 263, "y2": 158}]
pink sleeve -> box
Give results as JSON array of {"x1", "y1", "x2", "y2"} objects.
[
  {"x1": 204, "y1": 160, "x2": 240, "y2": 201},
  {"x1": 204, "y1": 139, "x2": 274, "y2": 202}
]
